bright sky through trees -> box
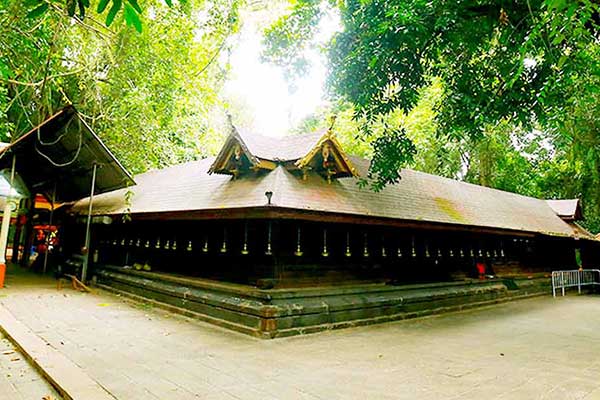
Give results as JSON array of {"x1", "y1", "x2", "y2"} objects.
[{"x1": 223, "y1": 6, "x2": 340, "y2": 137}]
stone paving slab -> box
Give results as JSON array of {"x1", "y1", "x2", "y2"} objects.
[
  {"x1": 0, "y1": 305, "x2": 115, "y2": 400},
  {"x1": 0, "y1": 333, "x2": 62, "y2": 400},
  {"x1": 2, "y1": 268, "x2": 600, "y2": 399}
]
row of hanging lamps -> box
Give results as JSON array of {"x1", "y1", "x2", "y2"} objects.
[
  {"x1": 198, "y1": 222, "x2": 273, "y2": 256},
  {"x1": 307, "y1": 230, "x2": 417, "y2": 258},
  {"x1": 104, "y1": 227, "x2": 510, "y2": 260},
  {"x1": 393, "y1": 240, "x2": 508, "y2": 261}
]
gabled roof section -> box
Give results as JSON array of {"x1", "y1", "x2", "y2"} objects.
[
  {"x1": 294, "y1": 129, "x2": 359, "y2": 181},
  {"x1": 0, "y1": 105, "x2": 134, "y2": 202},
  {"x1": 208, "y1": 117, "x2": 357, "y2": 181},
  {"x1": 546, "y1": 199, "x2": 582, "y2": 221},
  {"x1": 208, "y1": 118, "x2": 260, "y2": 176}
]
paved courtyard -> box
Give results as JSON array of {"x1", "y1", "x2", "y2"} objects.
[
  {"x1": 1, "y1": 268, "x2": 600, "y2": 399},
  {"x1": 0, "y1": 332, "x2": 62, "y2": 400}
]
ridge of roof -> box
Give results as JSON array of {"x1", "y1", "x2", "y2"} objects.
[
  {"x1": 267, "y1": 165, "x2": 288, "y2": 207},
  {"x1": 138, "y1": 157, "x2": 215, "y2": 178}
]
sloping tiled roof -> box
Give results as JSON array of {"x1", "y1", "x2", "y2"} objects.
[
  {"x1": 546, "y1": 199, "x2": 581, "y2": 220},
  {"x1": 77, "y1": 158, "x2": 274, "y2": 215},
  {"x1": 72, "y1": 153, "x2": 577, "y2": 238}
]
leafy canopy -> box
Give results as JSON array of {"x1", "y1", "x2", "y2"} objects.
[
  {"x1": 23, "y1": 0, "x2": 179, "y2": 33},
  {"x1": 0, "y1": 0, "x2": 241, "y2": 174},
  {"x1": 263, "y1": 0, "x2": 600, "y2": 189}
]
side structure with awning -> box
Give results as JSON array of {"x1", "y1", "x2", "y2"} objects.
[{"x1": 0, "y1": 105, "x2": 134, "y2": 282}]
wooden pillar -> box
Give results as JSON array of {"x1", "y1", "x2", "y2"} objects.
[
  {"x1": 0, "y1": 154, "x2": 16, "y2": 266},
  {"x1": 271, "y1": 220, "x2": 282, "y2": 284},
  {"x1": 20, "y1": 196, "x2": 35, "y2": 267},
  {"x1": 10, "y1": 200, "x2": 24, "y2": 264}
]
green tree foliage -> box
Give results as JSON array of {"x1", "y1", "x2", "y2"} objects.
[
  {"x1": 265, "y1": 0, "x2": 600, "y2": 232},
  {"x1": 23, "y1": 0, "x2": 176, "y2": 33},
  {"x1": 263, "y1": 0, "x2": 600, "y2": 187},
  {"x1": 262, "y1": 0, "x2": 323, "y2": 86},
  {"x1": 0, "y1": 0, "x2": 240, "y2": 174}
]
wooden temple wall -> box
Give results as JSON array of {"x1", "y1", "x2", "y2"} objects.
[
  {"x1": 57, "y1": 217, "x2": 591, "y2": 338},
  {"x1": 72, "y1": 218, "x2": 580, "y2": 288}
]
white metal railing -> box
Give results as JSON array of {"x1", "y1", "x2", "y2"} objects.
[{"x1": 552, "y1": 269, "x2": 600, "y2": 297}]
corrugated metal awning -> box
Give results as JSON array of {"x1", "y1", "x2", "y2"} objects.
[{"x1": 0, "y1": 105, "x2": 134, "y2": 202}]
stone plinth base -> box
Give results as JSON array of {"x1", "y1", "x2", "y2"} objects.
[{"x1": 95, "y1": 266, "x2": 550, "y2": 339}]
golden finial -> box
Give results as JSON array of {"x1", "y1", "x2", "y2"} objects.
[{"x1": 327, "y1": 115, "x2": 337, "y2": 136}]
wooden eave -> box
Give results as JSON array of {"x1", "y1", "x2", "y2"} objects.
[
  {"x1": 92, "y1": 205, "x2": 543, "y2": 238},
  {"x1": 294, "y1": 132, "x2": 359, "y2": 178}
]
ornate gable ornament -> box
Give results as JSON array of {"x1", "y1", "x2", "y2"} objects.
[
  {"x1": 208, "y1": 116, "x2": 275, "y2": 177},
  {"x1": 294, "y1": 117, "x2": 359, "y2": 183},
  {"x1": 209, "y1": 115, "x2": 358, "y2": 182},
  {"x1": 208, "y1": 133, "x2": 256, "y2": 177}
]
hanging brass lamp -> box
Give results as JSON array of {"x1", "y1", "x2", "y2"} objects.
[
  {"x1": 321, "y1": 229, "x2": 329, "y2": 257},
  {"x1": 241, "y1": 223, "x2": 249, "y2": 255}
]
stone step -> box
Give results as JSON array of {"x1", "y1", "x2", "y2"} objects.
[{"x1": 0, "y1": 305, "x2": 116, "y2": 400}]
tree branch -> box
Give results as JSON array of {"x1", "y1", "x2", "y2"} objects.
[{"x1": 1, "y1": 68, "x2": 84, "y2": 87}]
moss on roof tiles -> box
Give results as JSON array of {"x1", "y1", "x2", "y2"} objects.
[{"x1": 434, "y1": 197, "x2": 467, "y2": 224}]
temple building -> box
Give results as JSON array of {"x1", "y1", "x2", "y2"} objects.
[{"x1": 67, "y1": 120, "x2": 600, "y2": 338}]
